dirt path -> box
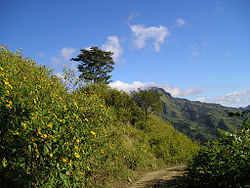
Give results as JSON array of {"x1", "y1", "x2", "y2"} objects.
[{"x1": 128, "y1": 165, "x2": 187, "y2": 188}]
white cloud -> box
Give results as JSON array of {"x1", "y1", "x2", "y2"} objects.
[
  {"x1": 197, "y1": 88, "x2": 250, "y2": 107},
  {"x1": 109, "y1": 80, "x2": 203, "y2": 97},
  {"x1": 102, "y1": 36, "x2": 123, "y2": 62},
  {"x1": 51, "y1": 57, "x2": 62, "y2": 64},
  {"x1": 60, "y1": 47, "x2": 77, "y2": 61},
  {"x1": 130, "y1": 24, "x2": 170, "y2": 52},
  {"x1": 176, "y1": 18, "x2": 186, "y2": 27}
]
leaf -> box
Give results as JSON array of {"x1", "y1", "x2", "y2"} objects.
[{"x1": 217, "y1": 128, "x2": 232, "y2": 137}]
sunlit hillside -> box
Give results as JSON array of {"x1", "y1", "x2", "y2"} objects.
[{"x1": 0, "y1": 46, "x2": 198, "y2": 187}]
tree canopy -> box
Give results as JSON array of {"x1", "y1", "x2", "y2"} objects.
[
  {"x1": 130, "y1": 88, "x2": 163, "y2": 117},
  {"x1": 71, "y1": 46, "x2": 115, "y2": 84}
]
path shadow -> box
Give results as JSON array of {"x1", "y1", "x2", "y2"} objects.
[{"x1": 136, "y1": 175, "x2": 188, "y2": 188}]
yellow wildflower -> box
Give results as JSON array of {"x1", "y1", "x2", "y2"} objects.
[
  {"x1": 53, "y1": 113, "x2": 57, "y2": 118},
  {"x1": 90, "y1": 131, "x2": 96, "y2": 138},
  {"x1": 6, "y1": 103, "x2": 12, "y2": 109},
  {"x1": 49, "y1": 153, "x2": 53, "y2": 158},
  {"x1": 26, "y1": 171, "x2": 30, "y2": 175},
  {"x1": 47, "y1": 134, "x2": 54, "y2": 139},
  {"x1": 87, "y1": 166, "x2": 90, "y2": 171},
  {"x1": 33, "y1": 99, "x2": 36, "y2": 104},
  {"x1": 76, "y1": 139, "x2": 80, "y2": 143},
  {"x1": 100, "y1": 149, "x2": 104, "y2": 154},
  {"x1": 2, "y1": 157, "x2": 7, "y2": 168},
  {"x1": 61, "y1": 158, "x2": 67, "y2": 163},
  {"x1": 85, "y1": 118, "x2": 88, "y2": 122},
  {"x1": 74, "y1": 113, "x2": 78, "y2": 119},
  {"x1": 47, "y1": 122, "x2": 52, "y2": 128},
  {"x1": 35, "y1": 149, "x2": 39, "y2": 153},
  {"x1": 11, "y1": 132, "x2": 19, "y2": 136},
  {"x1": 74, "y1": 102, "x2": 78, "y2": 109},
  {"x1": 74, "y1": 152, "x2": 80, "y2": 158},
  {"x1": 79, "y1": 171, "x2": 83, "y2": 175},
  {"x1": 69, "y1": 160, "x2": 72, "y2": 166},
  {"x1": 74, "y1": 146, "x2": 79, "y2": 150}
]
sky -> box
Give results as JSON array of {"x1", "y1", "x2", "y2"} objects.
[{"x1": 1, "y1": 0, "x2": 250, "y2": 108}]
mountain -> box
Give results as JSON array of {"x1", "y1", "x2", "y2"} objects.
[
  {"x1": 244, "y1": 105, "x2": 250, "y2": 110},
  {"x1": 152, "y1": 87, "x2": 242, "y2": 144}
]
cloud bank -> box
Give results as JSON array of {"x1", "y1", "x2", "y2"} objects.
[
  {"x1": 130, "y1": 24, "x2": 170, "y2": 52},
  {"x1": 197, "y1": 88, "x2": 250, "y2": 107},
  {"x1": 109, "y1": 80, "x2": 203, "y2": 97}
]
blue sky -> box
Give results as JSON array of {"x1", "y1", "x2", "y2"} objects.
[{"x1": 1, "y1": 0, "x2": 250, "y2": 107}]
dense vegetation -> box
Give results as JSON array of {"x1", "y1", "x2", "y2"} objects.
[
  {"x1": 186, "y1": 111, "x2": 250, "y2": 187},
  {"x1": 153, "y1": 87, "x2": 242, "y2": 144},
  {"x1": 0, "y1": 46, "x2": 198, "y2": 187}
]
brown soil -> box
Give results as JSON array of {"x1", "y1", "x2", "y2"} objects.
[{"x1": 127, "y1": 165, "x2": 187, "y2": 188}]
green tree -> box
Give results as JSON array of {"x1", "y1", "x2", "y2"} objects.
[
  {"x1": 71, "y1": 46, "x2": 115, "y2": 84},
  {"x1": 131, "y1": 88, "x2": 163, "y2": 117}
]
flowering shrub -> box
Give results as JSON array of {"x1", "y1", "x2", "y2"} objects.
[{"x1": 0, "y1": 46, "x2": 113, "y2": 187}]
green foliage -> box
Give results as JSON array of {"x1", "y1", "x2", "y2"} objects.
[
  {"x1": 81, "y1": 84, "x2": 146, "y2": 127},
  {"x1": 71, "y1": 46, "x2": 114, "y2": 84},
  {"x1": 186, "y1": 112, "x2": 250, "y2": 187},
  {"x1": 147, "y1": 116, "x2": 199, "y2": 164},
  {"x1": 131, "y1": 88, "x2": 163, "y2": 118}
]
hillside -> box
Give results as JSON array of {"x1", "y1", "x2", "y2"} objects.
[
  {"x1": 0, "y1": 46, "x2": 198, "y2": 187},
  {"x1": 152, "y1": 87, "x2": 242, "y2": 144}
]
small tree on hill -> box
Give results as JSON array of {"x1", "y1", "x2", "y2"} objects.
[
  {"x1": 71, "y1": 46, "x2": 115, "y2": 84},
  {"x1": 131, "y1": 88, "x2": 163, "y2": 118}
]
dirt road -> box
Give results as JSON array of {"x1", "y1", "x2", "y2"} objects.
[{"x1": 128, "y1": 165, "x2": 187, "y2": 188}]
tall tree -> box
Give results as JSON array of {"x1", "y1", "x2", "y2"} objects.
[
  {"x1": 71, "y1": 46, "x2": 115, "y2": 84},
  {"x1": 131, "y1": 88, "x2": 163, "y2": 117}
]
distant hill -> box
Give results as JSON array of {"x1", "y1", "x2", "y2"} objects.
[
  {"x1": 152, "y1": 87, "x2": 242, "y2": 144},
  {"x1": 244, "y1": 105, "x2": 250, "y2": 110}
]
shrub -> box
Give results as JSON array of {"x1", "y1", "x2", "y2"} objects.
[
  {"x1": 186, "y1": 112, "x2": 250, "y2": 187},
  {"x1": 80, "y1": 83, "x2": 145, "y2": 126}
]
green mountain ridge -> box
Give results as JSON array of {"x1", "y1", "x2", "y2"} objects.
[{"x1": 151, "y1": 87, "x2": 243, "y2": 144}]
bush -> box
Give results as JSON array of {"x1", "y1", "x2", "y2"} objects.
[
  {"x1": 80, "y1": 83, "x2": 145, "y2": 126},
  {"x1": 0, "y1": 47, "x2": 113, "y2": 187},
  {"x1": 186, "y1": 112, "x2": 250, "y2": 187}
]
